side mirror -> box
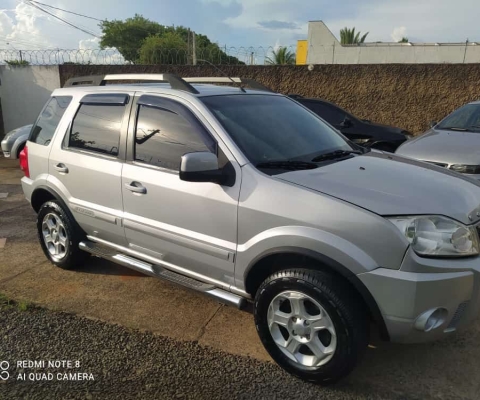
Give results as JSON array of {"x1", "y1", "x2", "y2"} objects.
[
  {"x1": 180, "y1": 152, "x2": 232, "y2": 186},
  {"x1": 340, "y1": 117, "x2": 353, "y2": 128},
  {"x1": 429, "y1": 121, "x2": 437, "y2": 129}
]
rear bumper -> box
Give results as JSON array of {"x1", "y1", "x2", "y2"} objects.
[
  {"x1": 21, "y1": 176, "x2": 34, "y2": 203},
  {"x1": 359, "y1": 249, "x2": 480, "y2": 343}
]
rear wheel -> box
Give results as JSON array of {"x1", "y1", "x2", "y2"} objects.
[
  {"x1": 37, "y1": 200, "x2": 89, "y2": 270},
  {"x1": 254, "y1": 269, "x2": 369, "y2": 384}
]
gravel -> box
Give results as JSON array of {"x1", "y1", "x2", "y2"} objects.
[{"x1": 0, "y1": 304, "x2": 402, "y2": 400}]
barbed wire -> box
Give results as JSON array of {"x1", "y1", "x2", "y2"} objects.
[
  {"x1": 2, "y1": 44, "x2": 478, "y2": 65},
  {"x1": 0, "y1": 47, "x2": 298, "y2": 65}
]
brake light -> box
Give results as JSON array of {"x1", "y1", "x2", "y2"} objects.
[{"x1": 19, "y1": 145, "x2": 30, "y2": 178}]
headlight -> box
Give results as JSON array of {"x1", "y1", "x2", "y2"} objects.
[
  {"x1": 388, "y1": 215, "x2": 479, "y2": 257},
  {"x1": 449, "y1": 164, "x2": 480, "y2": 174}
]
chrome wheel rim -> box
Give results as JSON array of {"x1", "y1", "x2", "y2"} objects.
[
  {"x1": 267, "y1": 291, "x2": 337, "y2": 367},
  {"x1": 41, "y1": 213, "x2": 69, "y2": 260}
]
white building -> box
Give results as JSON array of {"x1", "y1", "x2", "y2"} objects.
[{"x1": 303, "y1": 21, "x2": 480, "y2": 64}]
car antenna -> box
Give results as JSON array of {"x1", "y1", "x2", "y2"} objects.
[{"x1": 196, "y1": 59, "x2": 246, "y2": 93}]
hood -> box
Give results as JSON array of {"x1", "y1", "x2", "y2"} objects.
[
  {"x1": 396, "y1": 128, "x2": 480, "y2": 165},
  {"x1": 4, "y1": 124, "x2": 33, "y2": 140},
  {"x1": 278, "y1": 151, "x2": 480, "y2": 225}
]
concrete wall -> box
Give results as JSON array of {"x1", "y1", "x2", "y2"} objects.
[
  {"x1": 0, "y1": 65, "x2": 60, "y2": 135},
  {"x1": 306, "y1": 21, "x2": 480, "y2": 64},
  {"x1": 60, "y1": 64, "x2": 480, "y2": 134}
]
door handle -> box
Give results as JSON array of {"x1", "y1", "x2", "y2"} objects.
[
  {"x1": 54, "y1": 163, "x2": 69, "y2": 173},
  {"x1": 124, "y1": 182, "x2": 147, "y2": 194}
]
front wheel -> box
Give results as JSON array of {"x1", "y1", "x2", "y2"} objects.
[{"x1": 254, "y1": 269, "x2": 369, "y2": 384}]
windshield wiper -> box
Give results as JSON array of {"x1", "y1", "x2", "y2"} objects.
[
  {"x1": 311, "y1": 150, "x2": 361, "y2": 162},
  {"x1": 256, "y1": 160, "x2": 318, "y2": 171}
]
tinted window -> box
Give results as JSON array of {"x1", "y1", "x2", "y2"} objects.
[
  {"x1": 303, "y1": 101, "x2": 347, "y2": 125},
  {"x1": 437, "y1": 104, "x2": 480, "y2": 130},
  {"x1": 30, "y1": 96, "x2": 72, "y2": 146},
  {"x1": 202, "y1": 95, "x2": 352, "y2": 165},
  {"x1": 135, "y1": 105, "x2": 215, "y2": 170},
  {"x1": 69, "y1": 104, "x2": 124, "y2": 156}
]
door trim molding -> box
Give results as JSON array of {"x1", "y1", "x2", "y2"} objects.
[{"x1": 123, "y1": 218, "x2": 235, "y2": 261}]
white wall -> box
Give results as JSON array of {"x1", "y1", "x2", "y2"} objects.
[
  {"x1": 306, "y1": 21, "x2": 480, "y2": 64},
  {"x1": 0, "y1": 65, "x2": 60, "y2": 134}
]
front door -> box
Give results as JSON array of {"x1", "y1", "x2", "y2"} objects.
[
  {"x1": 49, "y1": 92, "x2": 132, "y2": 246},
  {"x1": 121, "y1": 95, "x2": 240, "y2": 287}
]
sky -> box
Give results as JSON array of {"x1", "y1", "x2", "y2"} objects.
[{"x1": 0, "y1": 0, "x2": 479, "y2": 52}]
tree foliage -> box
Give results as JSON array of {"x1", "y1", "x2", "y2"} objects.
[
  {"x1": 340, "y1": 27, "x2": 369, "y2": 45},
  {"x1": 100, "y1": 14, "x2": 241, "y2": 65},
  {"x1": 398, "y1": 37, "x2": 409, "y2": 43},
  {"x1": 265, "y1": 47, "x2": 295, "y2": 65},
  {"x1": 139, "y1": 32, "x2": 187, "y2": 64}
]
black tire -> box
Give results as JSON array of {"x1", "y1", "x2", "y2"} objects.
[
  {"x1": 254, "y1": 269, "x2": 369, "y2": 385},
  {"x1": 37, "y1": 200, "x2": 89, "y2": 270}
]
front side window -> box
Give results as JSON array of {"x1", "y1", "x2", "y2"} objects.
[
  {"x1": 69, "y1": 104, "x2": 125, "y2": 156},
  {"x1": 134, "y1": 105, "x2": 215, "y2": 171},
  {"x1": 30, "y1": 96, "x2": 72, "y2": 146},
  {"x1": 437, "y1": 104, "x2": 480, "y2": 131},
  {"x1": 202, "y1": 95, "x2": 353, "y2": 166}
]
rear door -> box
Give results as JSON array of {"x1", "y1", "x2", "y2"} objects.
[
  {"x1": 49, "y1": 92, "x2": 133, "y2": 246},
  {"x1": 121, "y1": 94, "x2": 240, "y2": 287}
]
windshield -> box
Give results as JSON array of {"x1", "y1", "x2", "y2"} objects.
[
  {"x1": 201, "y1": 95, "x2": 354, "y2": 166},
  {"x1": 437, "y1": 103, "x2": 480, "y2": 131}
]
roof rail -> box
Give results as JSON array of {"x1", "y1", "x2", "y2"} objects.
[
  {"x1": 63, "y1": 73, "x2": 272, "y2": 93},
  {"x1": 63, "y1": 73, "x2": 199, "y2": 94},
  {"x1": 183, "y1": 77, "x2": 272, "y2": 92}
]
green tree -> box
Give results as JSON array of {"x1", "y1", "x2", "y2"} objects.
[
  {"x1": 265, "y1": 47, "x2": 295, "y2": 65},
  {"x1": 100, "y1": 14, "x2": 241, "y2": 65},
  {"x1": 340, "y1": 27, "x2": 369, "y2": 45},
  {"x1": 100, "y1": 14, "x2": 165, "y2": 63},
  {"x1": 398, "y1": 37, "x2": 409, "y2": 43},
  {"x1": 139, "y1": 32, "x2": 188, "y2": 64}
]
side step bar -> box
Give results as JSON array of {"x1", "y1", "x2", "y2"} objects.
[{"x1": 79, "y1": 241, "x2": 246, "y2": 309}]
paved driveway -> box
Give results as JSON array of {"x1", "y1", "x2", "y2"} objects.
[{"x1": 1, "y1": 155, "x2": 480, "y2": 398}]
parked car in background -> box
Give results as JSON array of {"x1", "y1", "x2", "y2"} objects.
[
  {"x1": 1, "y1": 124, "x2": 32, "y2": 159},
  {"x1": 289, "y1": 95, "x2": 412, "y2": 152},
  {"x1": 396, "y1": 101, "x2": 480, "y2": 179}
]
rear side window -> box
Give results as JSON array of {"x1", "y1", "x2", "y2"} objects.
[
  {"x1": 69, "y1": 104, "x2": 125, "y2": 156},
  {"x1": 303, "y1": 101, "x2": 347, "y2": 125},
  {"x1": 134, "y1": 105, "x2": 215, "y2": 170},
  {"x1": 30, "y1": 96, "x2": 72, "y2": 146}
]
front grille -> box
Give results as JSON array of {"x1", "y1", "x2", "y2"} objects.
[
  {"x1": 447, "y1": 301, "x2": 469, "y2": 329},
  {"x1": 422, "y1": 160, "x2": 448, "y2": 168}
]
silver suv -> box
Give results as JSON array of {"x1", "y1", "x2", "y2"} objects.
[{"x1": 20, "y1": 74, "x2": 480, "y2": 384}]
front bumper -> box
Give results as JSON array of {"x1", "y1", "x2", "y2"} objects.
[{"x1": 359, "y1": 248, "x2": 480, "y2": 343}]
